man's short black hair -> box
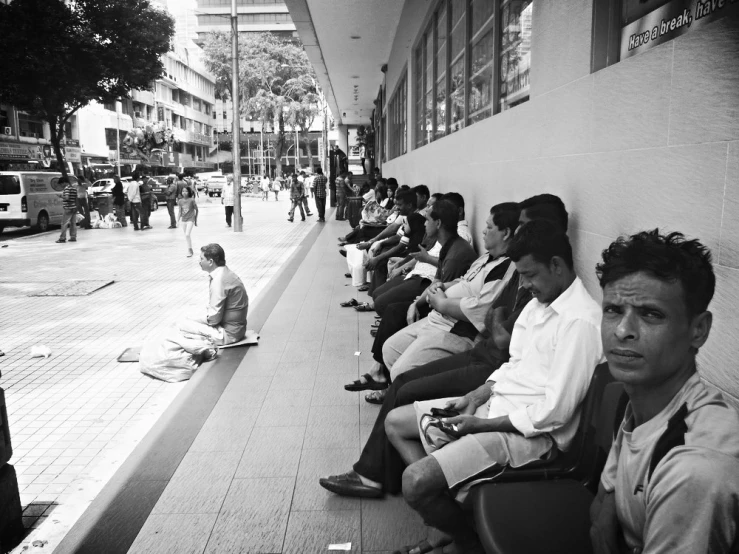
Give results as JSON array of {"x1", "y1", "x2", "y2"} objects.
[
  {"x1": 201, "y1": 244, "x2": 226, "y2": 266},
  {"x1": 395, "y1": 189, "x2": 416, "y2": 207},
  {"x1": 413, "y1": 184, "x2": 430, "y2": 199},
  {"x1": 519, "y1": 194, "x2": 569, "y2": 231},
  {"x1": 315, "y1": 167, "x2": 323, "y2": 174},
  {"x1": 490, "y1": 202, "x2": 520, "y2": 236},
  {"x1": 430, "y1": 200, "x2": 459, "y2": 235},
  {"x1": 386, "y1": 178, "x2": 398, "y2": 189},
  {"x1": 508, "y1": 220, "x2": 574, "y2": 269},
  {"x1": 443, "y1": 192, "x2": 465, "y2": 218},
  {"x1": 431, "y1": 192, "x2": 445, "y2": 203},
  {"x1": 596, "y1": 229, "x2": 715, "y2": 317}
]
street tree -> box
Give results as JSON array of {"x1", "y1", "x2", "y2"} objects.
[
  {"x1": 0, "y1": 0, "x2": 174, "y2": 177},
  {"x1": 202, "y1": 31, "x2": 321, "y2": 177}
]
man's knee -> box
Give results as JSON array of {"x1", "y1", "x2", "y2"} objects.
[{"x1": 402, "y1": 457, "x2": 446, "y2": 507}]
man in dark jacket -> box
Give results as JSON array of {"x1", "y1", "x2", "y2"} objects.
[
  {"x1": 165, "y1": 175, "x2": 177, "y2": 228},
  {"x1": 139, "y1": 174, "x2": 154, "y2": 230}
]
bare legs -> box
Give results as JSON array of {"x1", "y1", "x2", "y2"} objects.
[{"x1": 183, "y1": 220, "x2": 194, "y2": 256}]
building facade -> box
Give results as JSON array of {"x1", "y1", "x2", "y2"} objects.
[{"x1": 288, "y1": 0, "x2": 739, "y2": 404}]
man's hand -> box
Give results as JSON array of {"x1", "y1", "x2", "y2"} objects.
[
  {"x1": 427, "y1": 281, "x2": 444, "y2": 295},
  {"x1": 443, "y1": 414, "x2": 487, "y2": 436},
  {"x1": 407, "y1": 303, "x2": 420, "y2": 326},
  {"x1": 357, "y1": 241, "x2": 371, "y2": 251},
  {"x1": 427, "y1": 287, "x2": 447, "y2": 311},
  {"x1": 370, "y1": 241, "x2": 383, "y2": 255},
  {"x1": 447, "y1": 383, "x2": 493, "y2": 415},
  {"x1": 410, "y1": 245, "x2": 434, "y2": 265},
  {"x1": 444, "y1": 396, "x2": 475, "y2": 415},
  {"x1": 590, "y1": 487, "x2": 621, "y2": 554},
  {"x1": 388, "y1": 266, "x2": 404, "y2": 280},
  {"x1": 365, "y1": 256, "x2": 380, "y2": 271}
]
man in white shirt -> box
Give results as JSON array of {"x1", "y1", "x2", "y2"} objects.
[
  {"x1": 126, "y1": 178, "x2": 142, "y2": 231},
  {"x1": 179, "y1": 243, "x2": 249, "y2": 345},
  {"x1": 590, "y1": 230, "x2": 739, "y2": 554},
  {"x1": 385, "y1": 220, "x2": 604, "y2": 554}
]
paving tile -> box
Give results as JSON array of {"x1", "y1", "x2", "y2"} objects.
[
  {"x1": 235, "y1": 426, "x2": 306, "y2": 478},
  {"x1": 204, "y1": 477, "x2": 294, "y2": 553},
  {"x1": 187, "y1": 407, "x2": 259, "y2": 453},
  {"x1": 361, "y1": 494, "x2": 428, "y2": 552},
  {"x1": 255, "y1": 404, "x2": 310, "y2": 427},
  {"x1": 292, "y1": 448, "x2": 361, "y2": 512},
  {"x1": 283, "y1": 510, "x2": 361, "y2": 554},
  {"x1": 151, "y1": 450, "x2": 241, "y2": 514},
  {"x1": 128, "y1": 513, "x2": 218, "y2": 554}
]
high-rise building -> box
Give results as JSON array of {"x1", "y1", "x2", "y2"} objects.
[{"x1": 193, "y1": 0, "x2": 296, "y2": 45}]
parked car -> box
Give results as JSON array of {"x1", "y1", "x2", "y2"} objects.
[
  {"x1": 148, "y1": 176, "x2": 169, "y2": 203},
  {"x1": 92, "y1": 181, "x2": 157, "y2": 214},
  {"x1": 0, "y1": 171, "x2": 69, "y2": 232},
  {"x1": 206, "y1": 175, "x2": 227, "y2": 197}
]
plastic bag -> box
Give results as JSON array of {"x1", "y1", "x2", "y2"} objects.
[
  {"x1": 139, "y1": 326, "x2": 217, "y2": 383},
  {"x1": 30, "y1": 345, "x2": 52, "y2": 358}
]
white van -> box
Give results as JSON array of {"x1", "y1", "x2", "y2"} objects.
[{"x1": 0, "y1": 172, "x2": 71, "y2": 233}]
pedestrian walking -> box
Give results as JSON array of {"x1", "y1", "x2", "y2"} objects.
[
  {"x1": 335, "y1": 172, "x2": 348, "y2": 221},
  {"x1": 260, "y1": 174, "x2": 271, "y2": 201},
  {"x1": 287, "y1": 174, "x2": 305, "y2": 222},
  {"x1": 76, "y1": 175, "x2": 92, "y2": 229},
  {"x1": 300, "y1": 172, "x2": 313, "y2": 217},
  {"x1": 126, "y1": 177, "x2": 142, "y2": 230},
  {"x1": 312, "y1": 167, "x2": 328, "y2": 222},
  {"x1": 112, "y1": 177, "x2": 127, "y2": 227},
  {"x1": 178, "y1": 186, "x2": 199, "y2": 257},
  {"x1": 260, "y1": 175, "x2": 271, "y2": 201},
  {"x1": 223, "y1": 175, "x2": 235, "y2": 227},
  {"x1": 165, "y1": 175, "x2": 177, "y2": 228},
  {"x1": 56, "y1": 176, "x2": 78, "y2": 243},
  {"x1": 272, "y1": 176, "x2": 281, "y2": 200},
  {"x1": 139, "y1": 174, "x2": 154, "y2": 230}
]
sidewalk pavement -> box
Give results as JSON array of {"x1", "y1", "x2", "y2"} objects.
[
  {"x1": 53, "y1": 214, "x2": 430, "y2": 554},
  {"x1": 0, "y1": 194, "x2": 317, "y2": 552}
]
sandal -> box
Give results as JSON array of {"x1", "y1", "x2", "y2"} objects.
[
  {"x1": 345, "y1": 373, "x2": 388, "y2": 392},
  {"x1": 345, "y1": 273, "x2": 351, "y2": 278},
  {"x1": 354, "y1": 302, "x2": 374, "y2": 312},
  {"x1": 365, "y1": 389, "x2": 387, "y2": 404},
  {"x1": 340, "y1": 298, "x2": 359, "y2": 307},
  {"x1": 370, "y1": 329, "x2": 377, "y2": 337},
  {"x1": 357, "y1": 284, "x2": 370, "y2": 292}
]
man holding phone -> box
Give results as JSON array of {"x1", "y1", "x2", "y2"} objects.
[{"x1": 384, "y1": 221, "x2": 604, "y2": 554}]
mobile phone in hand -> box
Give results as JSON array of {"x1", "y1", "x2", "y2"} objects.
[{"x1": 431, "y1": 407, "x2": 460, "y2": 419}]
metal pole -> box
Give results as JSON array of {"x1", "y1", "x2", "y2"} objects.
[
  {"x1": 116, "y1": 101, "x2": 122, "y2": 178},
  {"x1": 260, "y1": 126, "x2": 264, "y2": 176},
  {"x1": 216, "y1": 132, "x2": 220, "y2": 171},
  {"x1": 231, "y1": 0, "x2": 242, "y2": 232}
]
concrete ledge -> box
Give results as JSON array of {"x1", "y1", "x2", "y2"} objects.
[{"x1": 53, "y1": 222, "x2": 327, "y2": 554}]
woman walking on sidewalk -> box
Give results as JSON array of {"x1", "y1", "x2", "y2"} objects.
[{"x1": 178, "y1": 186, "x2": 199, "y2": 257}]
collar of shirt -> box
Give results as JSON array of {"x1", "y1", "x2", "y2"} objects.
[
  {"x1": 545, "y1": 276, "x2": 589, "y2": 316},
  {"x1": 209, "y1": 266, "x2": 225, "y2": 282}
]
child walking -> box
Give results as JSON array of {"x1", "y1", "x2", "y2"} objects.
[{"x1": 178, "y1": 186, "x2": 199, "y2": 257}]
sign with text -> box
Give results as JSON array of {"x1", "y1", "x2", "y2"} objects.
[{"x1": 621, "y1": 0, "x2": 739, "y2": 59}]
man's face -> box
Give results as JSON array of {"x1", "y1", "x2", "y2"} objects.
[
  {"x1": 398, "y1": 199, "x2": 413, "y2": 216},
  {"x1": 416, "y1": 193, "x2": 427, "y2": 210},
  {"x1": 424, "y1": 211, "x2": 439, "y2": 241},
  {"x1": 514, "y1": 253, "x2": 560, "y2": 304},
  {"x1": 198, "y1": 252, "x2": 212, "y2": 272},
  {"x1": 601, "y1": 272, "x2": 706, "y2": 388},
  {"x1": 482, "y1": 214, "x2": 507, "y2": 254}
]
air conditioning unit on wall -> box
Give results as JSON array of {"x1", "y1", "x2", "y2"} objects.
[
  {"x1": 3, "y1": 127, "x2": 11, "y2": 135},
  {"x1": 134, "y1": 111, "x2": 143, "y2": 118}
]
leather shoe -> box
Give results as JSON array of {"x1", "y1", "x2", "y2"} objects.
[{"x1": 319, "y1": 471, "x2": 383, "y2": 498}]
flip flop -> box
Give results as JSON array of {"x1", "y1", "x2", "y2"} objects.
[
  {"x1": 365, "y1": 389, "x2": 387, "y2": 404},
  {"x1": 370, "y1": 329, "x2": 377, "y2": 337},
  {"x1": 340, "y1": 299, "x2": 359, "y2": 307},
  {"x1": 345, "y1": 373, "x2": 389, "y2": 391},
  {"x1": 345, "y1": 273, "x2": 351, "y2": 278},
  {"x1": 354, "y1": 302, "x2": 374, "y2": 312},
  {"x1": 357, "y1": 284, "x2": 370, "y2": 292}
]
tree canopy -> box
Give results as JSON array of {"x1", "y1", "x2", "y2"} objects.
[
  {"x1": 0, "y1": 0, "x2": 175, "y2": 176},
  {"x1": 202, "y1": 32, "x2": 321, "y2": 176}
]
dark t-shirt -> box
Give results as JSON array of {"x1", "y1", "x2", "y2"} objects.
[
  {"x1": 436, "y1": 236, "x2": 478, "y2": 282},
  {"x1": 404, "y1": 212, "x2": 427, "y2": 253}
]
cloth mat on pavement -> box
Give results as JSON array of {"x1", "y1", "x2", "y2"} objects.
[
  {"x1": 29, "y1": 280, "x2": 115, "y2": 297},
  {"x1": 117, "y1": 330, "x2": 259, "y2": 362}
]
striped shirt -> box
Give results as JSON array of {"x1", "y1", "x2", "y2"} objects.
[
  {"x1": 62, "y1": 184, "x2": 78, "y2": 210},
  {"x1": 313, "y1": 174, "x2": 328, "y2": 198}
]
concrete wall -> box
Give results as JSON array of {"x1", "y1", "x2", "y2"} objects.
[{"x1": 383, "y1": 2, "x2": 739, "y2": 403}]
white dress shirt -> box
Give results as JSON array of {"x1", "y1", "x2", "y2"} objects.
[
  {"x1": 126, "y1": 180, "x2": 141, "y2": 203},
  {"x1": 486, "y1": 277, "x2": 604, "y2": 450}
]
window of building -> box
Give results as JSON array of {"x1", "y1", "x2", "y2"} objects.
[
  {"x1": 388, "y1": 70, "x2": 407, "y2": 160},
  {"x1": 0, "y1": 106, "x2": 12, "y2": 135},
  {"x1": 412, "y1": 0, "x2": 532, "y2": 150},
  {"x1": 17, "y1": 112, "x2": 44, "y2": 138},
  {"x1": 193, "y1": 98, "x2": 202, "y2": 111},
  {"x1": 103, "y1": 101, "x2": 116, "y2": 112}
]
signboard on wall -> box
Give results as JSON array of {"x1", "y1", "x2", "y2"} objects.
[{"x1": 621, "y1": 0, "x2": 739, "y2": 59}]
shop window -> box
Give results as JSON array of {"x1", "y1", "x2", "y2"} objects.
[
  {"x1": 388, "y1": 69, "x2": 407, "y2": 160},
  {"x1": 17, "y1": 113, "x2": 44, "y2": 138}
]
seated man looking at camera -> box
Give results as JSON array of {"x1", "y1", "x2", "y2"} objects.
[
  {"x1": 384, "y1": 221, "x2": 604, "y2": 554},
  {"x1": 590, "y1": 230, "x2": 739, "y2": 554},
  {"x1": 179, "y1": 243, "x2": 249, "y2": 345}
]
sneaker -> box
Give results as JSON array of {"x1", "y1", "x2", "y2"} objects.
[
  {"x1": 168, "y1": 225, "x2": 176, "y2": 229},
  {"x1": 301, "y1": 218, "x2": 306, "y2": 221},
  {"x1": 134, "y1": 227, "x2": 140, "y2": 231},
  {"x1": 306, "y1": 212, "x2": 313, "y2": 216},
  {"x1": 288, "y1": 218, "x2": 293, "y2": 222},
  {"x1": 69, "y1": 238, "x2": 77, "y2": 242},
  {"x1": 55, "y1": 239, "x2": 66, "y2": 243}
]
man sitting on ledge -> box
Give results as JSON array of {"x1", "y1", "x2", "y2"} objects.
[
  {"x1": 385, "y1": 221, "x2": 604, "y2": 554},
  {"x1": 590, "y1": 230, "x2": 739, "y2": 554},
  {"x1": 179, "y1": 243, "x2": 249, "y2": 345}
]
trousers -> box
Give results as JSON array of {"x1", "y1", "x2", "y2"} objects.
[
  {"x1": 289, "y1": 198, "x2": 305, "y2": 220},
  {"x1": 315, "y1": 196, "x2": 326, "y2": 219},
  {"x1": 167, "y1": 199, "x2": 177, "y2": 226},
  {"x1": 336, "y1": 194, "x2": 346, "y2": 220},
  {"x1": 372, "y1": 275, "x2": 430, "y2": 316}
]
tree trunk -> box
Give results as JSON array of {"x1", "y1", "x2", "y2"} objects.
[
  {"x1": 301, "y1": 131, "x2": 313, "y2": 171},
  {"x1": 49, "y1": 115, "x2": 68, "y2": 178},
  {"x1": 273, "y1": 113, "x2": 286, "y2": 177}
]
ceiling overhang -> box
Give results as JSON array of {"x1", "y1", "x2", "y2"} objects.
[{"x1": 284, "y1": 0, "x2": 404, "y2": 126}]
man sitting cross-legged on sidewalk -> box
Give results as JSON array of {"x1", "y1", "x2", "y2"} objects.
[
  {"x1": 381, "y1": 202, "x2": 520, "y2": 381},
  {"x1": 385, "y1": 221, "x2": 603, "y2": 554},
  {"x1": 179, "y1": 243, "x2": 249, "y2": 346},
  {"x1": 590, "y1": 230, "x2": 739, "y2": 554}
]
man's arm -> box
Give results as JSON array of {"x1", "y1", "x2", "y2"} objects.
[
  {"x1": 206, "y1": 278, "x2": 227, "y2": 326},
  {"x1": 589, "y1": 483, "x2": 621, "y2": 554}
]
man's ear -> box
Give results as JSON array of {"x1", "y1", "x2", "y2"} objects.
[
  {"x1": 549, "y1": 256, "x2": 566, "y2": 274},
  {"x1": 690, "y1": 311, "x2": 713, "y2": 351}
]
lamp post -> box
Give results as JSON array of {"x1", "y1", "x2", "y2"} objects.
[
  {"x1": 231, "y1": 0, "x2": 242, "y2": 232},
  {"x1": 116, "y1": 100, "x2": 122, "y2": 178}
]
